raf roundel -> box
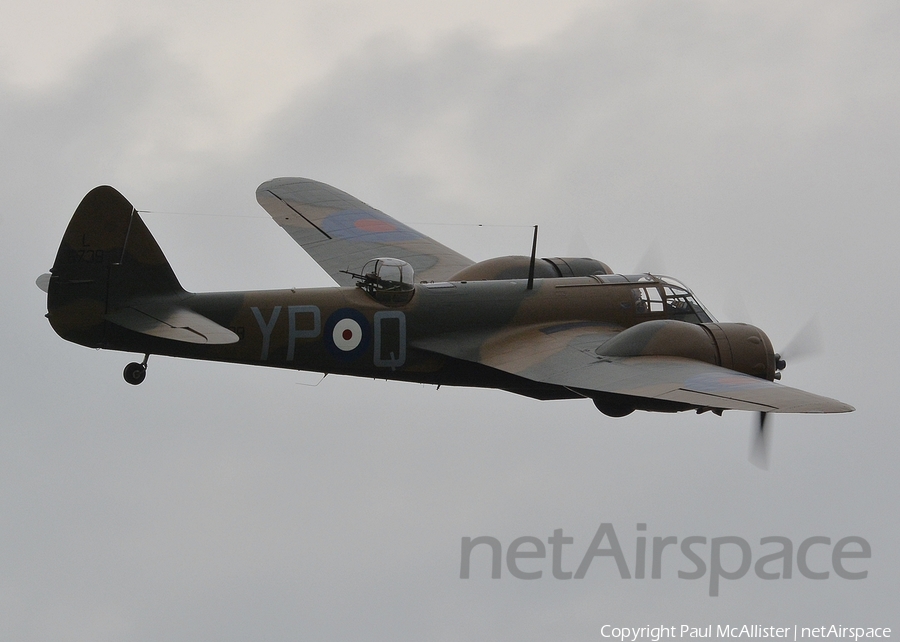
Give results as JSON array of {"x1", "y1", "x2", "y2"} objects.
[
  {"x1": 324, "y1": 308, "x2": 371, "y2": 361},
  {"x1": 332, "y1": 318, "x2": 363, "y2": 351},
  {"x1": 321, "y1": 209, "x2": 423, "y2": 243}
]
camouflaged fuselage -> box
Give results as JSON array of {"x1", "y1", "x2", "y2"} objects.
[{"x1": 59, "y1": 276, "x2": 645, "y2": 400}]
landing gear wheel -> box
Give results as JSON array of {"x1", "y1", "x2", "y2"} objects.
[
  {"x1": 124, "y1": 362, "x2": 147, "y2": 385},
  {"x1": 592, "y1": 398, "x2": 634, "y2": 417}
]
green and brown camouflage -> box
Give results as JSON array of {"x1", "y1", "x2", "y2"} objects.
[{"x1": 40, "y1": 180, "x2": 853, "y2": 421}]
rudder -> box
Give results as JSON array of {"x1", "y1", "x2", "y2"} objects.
[{"x1": 47, "y1": 186, "x2": 183, "y2": 347}]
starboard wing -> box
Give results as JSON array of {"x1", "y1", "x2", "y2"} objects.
[
  {"x1": 413, "y1": 323, "x2": 853, "y2": 414},
  {"x1": 257, "y1": 177, "x2": 474, "y2": 286}
]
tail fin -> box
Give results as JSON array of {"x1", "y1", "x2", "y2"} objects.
[{"x1": 47, "y1": 186, "x2": 184, "y2": 347}]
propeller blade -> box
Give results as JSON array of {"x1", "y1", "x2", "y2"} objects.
[
  {"x1": 749, "y1": 411, "x2": 770, "y2": 470},
  {"x1": 722, "y1": 291, "x2": 752, "y2": 324},
  {"x1": 567, "y1": 228, "x2": 595, "y2": 259},
  {"x1": 780, "y1": 317, "x2": 823, "y2": 365},
  {"x1": 749, "y1": 319, "x2": 822, "y2": 467},
  {"x1": 634, "y1": 239, "x2": 667, "y2": 275}
]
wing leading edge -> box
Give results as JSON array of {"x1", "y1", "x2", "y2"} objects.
[
  {"x1": 413, "y1": 324, "x2": 853, "y2": 414},
  {"x1": 257, "y1": 178, "x2": 473, "y2": 286}
]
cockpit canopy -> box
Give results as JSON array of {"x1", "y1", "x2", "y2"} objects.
[
  {"x1": 593, "y1": 273, "x2": 716, "y2": 323},
  {"x1": 356, "y1": 257, "x2": 416, "y2": 304},
  {"x1": 640, "y1": 276, "x2": 716, "y2": 323}
]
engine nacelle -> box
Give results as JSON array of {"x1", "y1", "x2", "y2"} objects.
[
  {"x1": 449, "y1": 256, "x2": 612, "y2": 281},
  {"x1": 596, "y1": 319, "x2": 776, "y2": 381},
  {"x1": 591, "y1": 320, "x2": 776, "y2": 417}
]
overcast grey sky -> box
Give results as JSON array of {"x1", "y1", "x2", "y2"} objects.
[{"x1": 2, "y1": 1, "x2": 898, "y2": 640}]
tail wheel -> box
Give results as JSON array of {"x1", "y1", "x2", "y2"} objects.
[{"x1": 123, "y1": 360, "x2": 147, "y2": 385}]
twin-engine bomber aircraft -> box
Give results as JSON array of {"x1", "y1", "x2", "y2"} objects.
[{"x1": 39, "y1": 178, "x2": 852, "y2": 459}]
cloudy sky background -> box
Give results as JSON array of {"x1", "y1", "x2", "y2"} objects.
[{"x1": 2, "y1": 1, "x2": 898, "y2": 639}]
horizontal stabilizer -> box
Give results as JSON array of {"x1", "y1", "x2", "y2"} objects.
[{"x1": 106, "y1": 302, "x2": 239, "y2": 345}]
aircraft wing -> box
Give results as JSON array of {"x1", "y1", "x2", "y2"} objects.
[
  {"x1": 414, "y1": 323, "x2": 853, "y2": 414},
  {"x1": 257, "y1": 177, "x2": 474, "y2": 286}
]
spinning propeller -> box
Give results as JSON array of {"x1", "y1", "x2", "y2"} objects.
[{"x1": 749, "y1": 318, "x2": 824, "y2": 470}]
